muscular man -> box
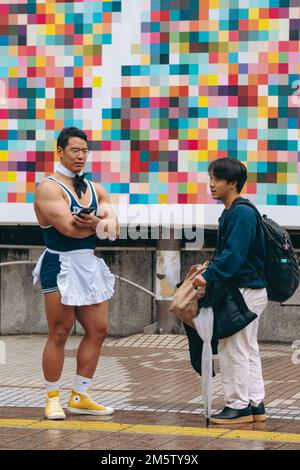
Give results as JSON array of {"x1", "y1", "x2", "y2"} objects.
[{"x1": 33, "y1": 127, "x2": 119, "y2": 420}]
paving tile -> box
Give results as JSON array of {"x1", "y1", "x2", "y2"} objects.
[
  {"x1": 0, "y1": 335, "x2": 299, "y2": 450},
  {"x1": 276, "y1": 443, "x2": 300, "y2": 450},
  {"x1": 200, "y1": 438, "x2": 285, "y2": 451}
]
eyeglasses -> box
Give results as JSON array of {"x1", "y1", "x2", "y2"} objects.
[{"x1": 70, "y1": 148, "x2": 90, "y2": 157}]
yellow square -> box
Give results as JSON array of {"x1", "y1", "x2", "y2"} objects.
[
  {"x1": 45, "y1": 106, "x2": 55, "y2": 119},
  {"x1": 258, "y1": 107, "x2": 268, "y2": 118},
  {"x1": 36, "y1": 56, "x2": 46, "y2": 67},
  {"x1": 198, "y1": 96, "x2": 208, "y2": 107},
  {"x1": 258, "y1": 96, "x2": 268, "y2": 110},
  {"x1": 179, "y1": 43, "x2": 189, "y2": 53},
  {"x1": 268, "y1": 52, "x2": 279, "y2": 63},
  {"x1": 248, "y1": 151, "x2": 257, "y2": 161},
  {"x1": 208, "y1": 140, "x2": 217, "y2": 151},
  {"x1": 277, "y1": 173, "x2": 287, "y2": 184},
  {"x1": 188, "y1": 183, "x2": 198, "y2": 194},
  {"x1": 259, "y1": 19, "x2": 269, "y2": 30},
  {"x1": 55, "y1": 13, "x2": 65, "y2": 25},
  {"x1": 92, "y1": 130, "x2": 102, "y2": 140},
  {"x1": 187, "y1": 129, "x2": 198, "y2": 139},
  {"x1": 249, "y1": 8, "x2": 259, "y2": 19},
  {"x1": 102, "y1": 119, "x2": 111, "y2": 130},
  {"x1": 0, "y1": 151, "x2": 8, "y2": 161},
  {"x1": 93, "y1": 77, "x2": 102, "y2": 88},
  {"x1": 8, "y1": 172, "x2": 16, "y2": 182},
  {"x1": 8, "y1": 67, "x2": 18, "y2": 77},
  {"x1": 198, "y1": 150, "x2": 208, "y2": 161},
  {"x1": 45, "y1": 24, "x2": 55, "y2": 35},
  {"x1": 45, "y1": 2, "x2": 55, "y2": 14},
  {"x1": 208, "y1": 75, "x2": 218, "y2": 86},
  {"x1": 158, "y1": 194, "x2": 168, "y2": 204}
]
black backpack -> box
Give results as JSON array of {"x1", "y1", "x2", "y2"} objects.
[{"x1": 227, "y1": 198, "x2": 299, "y2": 302}]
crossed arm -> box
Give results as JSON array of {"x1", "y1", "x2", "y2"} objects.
[
  {"x1": 34, "y1": 180, "x2": 119, "y2": 239},
  {"x1": 73, "y1": 183, "x2": 120, "y2": 239}
]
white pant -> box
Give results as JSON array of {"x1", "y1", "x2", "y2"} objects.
[{"x1": 217, "y1": 287, "x2": 268, "y2": 410}]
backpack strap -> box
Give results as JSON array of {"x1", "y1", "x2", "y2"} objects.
[
  {"x1": 221, "y1": 197, "x2": 262, "y2": 241},
  {"x1": 219, "y1": 197, "x2": 266, "y2": 283}
]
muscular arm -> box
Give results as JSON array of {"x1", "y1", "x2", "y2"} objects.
[{"x1": 34, "y1": 180, "x2": 95, "y2": 238}]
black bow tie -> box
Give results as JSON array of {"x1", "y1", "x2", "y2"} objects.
[{"x1": 74, "y1": 173, "x2": 88, "y2": 199}]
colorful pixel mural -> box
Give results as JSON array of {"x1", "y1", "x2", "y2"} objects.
[{"x1": 0, "y1": 0, "x2": 300, "y2": 212}]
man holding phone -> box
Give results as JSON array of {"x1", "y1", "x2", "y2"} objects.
[{"x1": 33, "y1": 127, "x2": 119, "y2": 420}]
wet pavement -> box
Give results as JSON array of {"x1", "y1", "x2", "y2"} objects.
[{"x1": 0, "y1": 334, "x2": 300, "y2": 450}]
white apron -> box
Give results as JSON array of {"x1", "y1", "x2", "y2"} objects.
[{"x1": 33, "y1": 248, "x2": 115, "y2": 306}]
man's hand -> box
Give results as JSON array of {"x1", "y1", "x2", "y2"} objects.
[
  {"x1": 72, "y1": 213, "x2": 99, "y2": 231},
  {"x1": 192, "y1": 273, "x2": 207, "y2": 290}
]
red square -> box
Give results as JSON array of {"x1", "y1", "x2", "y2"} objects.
[
  {"x1": 188, "y1": 140, "x2": 198, "y2": 150},
  {"x1": 178, "y1": 194, "x2": 187, "y2": 204},
  {"x1": 130, "y1": 161, "x2": 140, "y2": 172},
  {"x1": 248, "y1": 129, "x2": 257, "y2": 139},
  {"x1": 122, "y1": 87, "x2": 131, "y2": 98},
  {"x1": 100, "y1": 141, "x2": 111, "y2": 151},
  {"x1": 228, "y1": 96, "x2": 238, "y2": 106},
  {"x1": 269, "y1": 8, "x2": 279, "y2": 18},
  {"x1": 229, "y1": 74, "x2": 238, "y2": 85},
  {"x1": 8, "y1": 193, "x2": 17, "y2": 203},
  {"x1": 247, "y1": 183, "x2": 257, "y2": 194},
  {"x1": 178, "y1": 173, "x2": 187, "y2": 183},
  {"x1": 278, "y1": 63, "x2": 288, "y2": 74}
]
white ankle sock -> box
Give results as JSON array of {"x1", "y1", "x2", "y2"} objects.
[
  {"x1": 45, "y1": 379, "x2": 60, "y2": 394},
  {"x1": 73, "y1": 374, "x2": 92, "y2": 395}
]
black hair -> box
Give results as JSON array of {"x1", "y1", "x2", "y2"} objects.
[
  {"x1": 57, "y1": 127, "x2": 88, "y2": 149},
  {"x1": 208, "y1": 157, "x2": 247, "y2": 193}
]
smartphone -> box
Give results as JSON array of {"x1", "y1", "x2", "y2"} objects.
[{"x1": 77, "y1": 207, "x2": 96, "y2": 219}]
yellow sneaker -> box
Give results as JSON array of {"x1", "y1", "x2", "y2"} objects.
[
  {"x1": 45, "y1": 390, "x2": 66, "y2": 420},
  {"x1": 67, "y1": 390, "x2": 114, "y2": 416}
]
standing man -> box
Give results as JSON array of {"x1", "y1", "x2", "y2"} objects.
[
  {"x1": 33, "y1": 127, "x2": 119, "y2": 419},
  {"x1": 193, "y1": 157, "x2": 268, "y2": 424}
]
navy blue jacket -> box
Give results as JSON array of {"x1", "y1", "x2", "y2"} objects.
[{"x1": 202, "y1": 200, "x2": 266, "y2": 288}]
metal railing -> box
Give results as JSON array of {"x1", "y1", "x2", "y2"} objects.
[{"x1": 0, "y1": 260, "x2": 155, "y2": 298}]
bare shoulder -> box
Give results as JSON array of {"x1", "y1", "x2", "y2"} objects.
[{"x1": 35, "y1": 178, "x2": 62, "y2": 201}]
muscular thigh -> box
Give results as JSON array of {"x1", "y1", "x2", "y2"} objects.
[
  {"x1": 44, "y1": 291, "x2": 75, "y2": 333},
  {"x1": 75, "y1": 301, "x2": 109, "y2": 335}
]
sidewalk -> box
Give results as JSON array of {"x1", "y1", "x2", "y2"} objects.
[{"x1": 0, "y1": 334, "x2": 300, "y2": 450}]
